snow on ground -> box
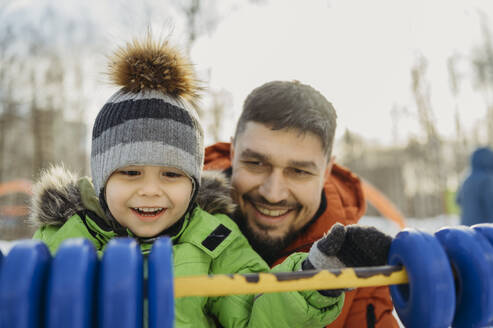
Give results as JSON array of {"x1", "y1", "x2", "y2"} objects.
[
  {"x1": 0, "y1": 240, "x2": 19, "y2": 255},
  {"x1": 359, "y1": 214, "x2": 460, "y2": 237},
  {"x1": 359, "y1": 215, "x2": 462, "y2": 328}
]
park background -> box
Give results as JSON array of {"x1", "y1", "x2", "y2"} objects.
[{"x1": 1, "y1": 0, "x2": 493, "y2": 240}]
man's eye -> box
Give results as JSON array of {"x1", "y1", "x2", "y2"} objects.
[
  {"x1": 120, "y1": 170, "x2": 140, "y2": 176},
  {"x1": 243, "y1": 160, "x2": 263, "y2": 166},
  {"x1": 291, "y1": 168, "x2": 311, "y2": 176}
]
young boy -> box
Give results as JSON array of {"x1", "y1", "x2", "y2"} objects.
[{"x1": 29, "y1": 36, "x2": 345, "y2": 327}]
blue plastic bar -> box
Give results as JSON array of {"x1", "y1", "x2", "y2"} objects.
[
  {"x1": 46, "y1": 238, "x2": 98, "y2": 328},
  {"x1": 148, "y1": 237, "x2": 174, "y2": 328},
  {"x1": 0, "y1": 240, "x2": 51, "y2": 328},
  {"x1": 98, "y1": 238, "x2": 143, "y2": 328}
]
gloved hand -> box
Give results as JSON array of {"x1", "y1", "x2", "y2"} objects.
[{"x1": 302, "y1": 223, "x2": 393, "y2": 297}]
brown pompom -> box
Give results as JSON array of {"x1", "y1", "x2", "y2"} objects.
[{"x1": 108, "y1": 34, "x2": 201, "y2": 105}]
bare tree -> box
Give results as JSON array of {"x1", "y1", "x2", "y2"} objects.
[
  {"x1": 30, "y1": 59, "x2": 64, "y2": 176},
  {"x1": 410, "y1": 55, "x2": 446, "y2": 214},
  {"x1": 447, "y1": 54, "x2": 469, "y2": 180},
  {"x1": 0, "y1": 2, "x2": 17, "y2": 182},
  {"x1": 170, "y1": 0, "x2": 265, "y2": 128},
  {"x1": 172, "y1": 0, "x2": 251, "y2": 53},
  {"x1": 411, "y1": 56, "x2": 441, "y2": 145},
  {"x1": 472, "y1": 12, "x2": 493, "y2": 145},
  {"x1": 390, "y1": 104, "x2": 409, "y2": 145},
  {"x1": 0, "y1": 2, "x2": 94, "y2": 179},
  {"x1": 207, "y1": 89, "x2": 233, "y2": 143},
  {"x1": 180, "y1": 0, "x2": 201, "y2": 53}
]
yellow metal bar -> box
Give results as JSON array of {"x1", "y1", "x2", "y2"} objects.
[{"x1": 174, "y1": 265, "x2": 408, "y2": 298}]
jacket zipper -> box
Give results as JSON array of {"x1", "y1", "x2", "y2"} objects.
[{"x1": 366, "y1": 304, "x2": 376, "y2": 328}]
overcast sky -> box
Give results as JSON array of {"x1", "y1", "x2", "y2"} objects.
[
  {"x1": 6, "y1": 0, "x2": 493, "y2": 147},
  {"x1": 191, "y1": 0, "x2": 493, "y2": 146}
]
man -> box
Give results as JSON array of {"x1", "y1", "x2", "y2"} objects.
[{"x1": 204, "y1": 80, "x2": 398, "y2": 327}]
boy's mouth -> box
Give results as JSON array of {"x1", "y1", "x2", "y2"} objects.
[{"x1": 131, "y1": 207, "x2": 166, "y2": 216}]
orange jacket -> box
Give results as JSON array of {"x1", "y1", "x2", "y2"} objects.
[{"x1": 204, "y1": 142, "x2": 398, "y2": 328}]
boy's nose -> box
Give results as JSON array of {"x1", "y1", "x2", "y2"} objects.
[
  {"x1": 258, "y1": 171, "x2": 289, "y2": 204},
  {"x1": 137, "y1": 180, "x2": 163, "y2": 197}
]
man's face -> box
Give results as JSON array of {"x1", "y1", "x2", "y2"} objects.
[{"x1": 231, "y1": 122, "x2": 331, "y2": 247}]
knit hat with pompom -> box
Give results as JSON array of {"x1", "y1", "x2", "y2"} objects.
[{"x1": 91, "y1": 34, "x2": 204, "y2": 200}]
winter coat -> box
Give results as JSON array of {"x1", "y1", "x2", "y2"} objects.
[
  {"x1": 204, "y1": 142, "x2": 399, "y2": 328},
  {"x1": 30, "y1": 166, "x2": 344, "y2": 328},
  {"x1": 457, "y1": 147, "x2": 493, "y2": 226}
]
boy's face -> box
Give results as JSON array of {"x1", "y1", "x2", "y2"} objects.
[{"x1": 105, "y1": 165, "x2": 193, "y2": 237}]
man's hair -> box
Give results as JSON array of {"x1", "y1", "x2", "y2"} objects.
[{"x1": 234, "y1": 80, "x2": 337, "y2": 159}]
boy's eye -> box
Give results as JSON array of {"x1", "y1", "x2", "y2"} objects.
[
  {"x1": 120, "y1": 170, "x2": 140, "y2": 176},
  {"x1": 163, "y1": 171, "x2": 183, "y2": 178}
]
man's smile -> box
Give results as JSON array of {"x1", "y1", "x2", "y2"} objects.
[
  {"x1": 246, "y1": 200, "x2": 301, "y2": 229},
  {"x1": 252, "y1": 202, "x2": 291, "y2": 217}
]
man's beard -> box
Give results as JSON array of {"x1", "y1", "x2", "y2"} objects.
[{"x1": 233, "y1": 208, "x2": 301, "y2": 266}]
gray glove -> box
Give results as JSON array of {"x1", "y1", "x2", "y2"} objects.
[{"x1": 302, "y1": 223, "x2": 393, "y2": 296}]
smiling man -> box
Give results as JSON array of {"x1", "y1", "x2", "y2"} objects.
[
  {"x1": 204, "y1": 80, "x2": 398, "y2": 328},
  {"x1": 230, "y1": 122, "x2": 331, "y2": 259}
]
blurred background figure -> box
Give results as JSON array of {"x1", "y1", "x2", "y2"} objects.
[{"x1": 456, "y1": 147, "x2": 493, "y2": 226}]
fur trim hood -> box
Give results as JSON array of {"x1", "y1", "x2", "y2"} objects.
[{"x1": 29, "y1": 166, "x2": 236, "y2": 228}]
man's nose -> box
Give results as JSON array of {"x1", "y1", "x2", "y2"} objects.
[{"x1": 258, "y1": 171, "x2": 289, "y2": 204}]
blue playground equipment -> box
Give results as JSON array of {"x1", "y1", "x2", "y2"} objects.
[{"x1": 1, "y1": 224, "x2": 493, "y2": 328}]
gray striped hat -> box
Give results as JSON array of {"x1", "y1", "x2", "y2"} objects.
[{"x1": 90, "y1": 37, "x2": 204, "y2": 198}]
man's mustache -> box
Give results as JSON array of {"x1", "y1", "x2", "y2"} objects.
[{"x1": 242, "y1": 193, "x2": 300, "y2": 209}]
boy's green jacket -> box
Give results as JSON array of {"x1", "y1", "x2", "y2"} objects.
[{"x1": 30, "y1": 167, "x2": 344, "y2": 327}]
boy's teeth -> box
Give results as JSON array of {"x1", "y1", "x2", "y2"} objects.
[
  {"x1": 138, "y1": 207, "x2": 163, "y2": 212},
  {"x1": 132, "y1": 207, "x2": 165, "y2": 217}
]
